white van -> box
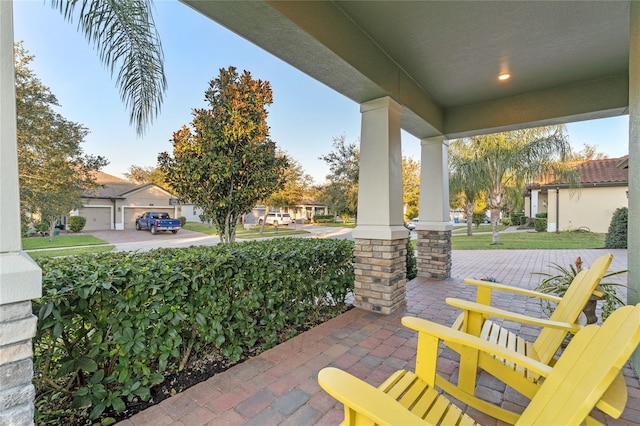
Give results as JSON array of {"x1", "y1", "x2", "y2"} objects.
[{"x1": 259, "y1": 212, "x2": 292, "y2": 226}]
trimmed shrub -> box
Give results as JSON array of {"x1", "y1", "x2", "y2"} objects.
[
  {"x1": 510, "y1": 213, "x2": 527, "y2": 226},
  {"x1": 501, "y1": 217, "x2": 513, "y2": 226},
  {"x1": 313, "y1": 214, "x2": 334, "y2": 223},
  {"x1": 33, "y1": 238, "x2": 354, "y2": 423},
  {"x1": 605, "y1": 207, "x2": 628, "y2": 248},
  {"x1": 534, "y1": 212, "x2": 547, "y2": 232},
  {"x1": 178, "y1": 216, "x2": 187, "y2": 226},
  {"x1": 34, "y1": 220, "x2": 49, "y2": 233},
  {"x1": 472, "y1": 212, "x2": 486, "y2": 227},
  {"x1": 68, "y1": 216, "x2": 87, "y2": 232}
]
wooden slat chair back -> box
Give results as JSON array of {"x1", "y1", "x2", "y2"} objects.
[
  {"x1": 442, "y1": 254, "x2": 614, "y2": 421},
  {"x1": 318, "y1": 304, "x2": 640, "y2": 426},
  {"x1": 533, "y1": 253, "x2": 613, "y2": 362}
]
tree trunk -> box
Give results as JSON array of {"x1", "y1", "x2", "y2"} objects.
[
  {"x1": 260, "y1": 205, "x2": 270, "y2": 235},
  {"x1": 47, "y1": 217, "x2": 56, "y2": 242},
  {"x1": 465, "y1": 200, "x2": 474, "y2": 236},
  {"x1": 490, "y1": 207, "x2": 501, "y2": 244}
]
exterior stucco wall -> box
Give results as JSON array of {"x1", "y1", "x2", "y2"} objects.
[
  {"x1": 556, "y1": 186, "x2": 628, "y2": 233},
  {"x1": 79, "y1": 187, "x2": 179, "y2": 231}
]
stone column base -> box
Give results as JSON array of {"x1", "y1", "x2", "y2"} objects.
[
  {"x1": 0, "y1": 301, "x2": 37, "y2": 426},
  {"x1": 416, "y1": 229, "x2": 452, "y2": 280},
  {"x1": 353, "y1": 238, "x2": 408, "y2": 314}
]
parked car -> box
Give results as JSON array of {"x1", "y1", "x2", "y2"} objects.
[
  {"x1": 135, "y1": 212, "x2": 181, "y2": 235},
  {"x1": 259, "y1": 212, "x2": 292, "y2": 226}
]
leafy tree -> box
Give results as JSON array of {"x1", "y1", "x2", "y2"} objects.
[
  {"x1": 16, "y1": 43, "x2": 107, "y2": 241},
  {"x1": 259, "y1": 154, "x2": 313, "y2": 233},
  {"x1": 158, "y1": 67, "x2": 288, "y2": 243},
  {"x1": 318, "y1": 135, "x2": 359, "y2": 221},
  {"x1": 449, "y1": 126, "x2": 579, "y2": 244},
  {"x1": 566, "y1": 143, "x2": 609, "y2": 161},
  {"x1": 51, "y1": 0, "x2": 167, "y2": 135},
  {"x1": 402, "y1": 156, "x2": 420, "y2": 221},
  {"x1": 124, "y1": 165, "x2": 167, "y2": 187}
]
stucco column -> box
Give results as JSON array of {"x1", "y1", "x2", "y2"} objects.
[
  {"x1": 629, "y1": 0, "x2": 640, "y2": 372},
  {"x1": 415, "y1": 136, "x2": 453, "y2": 279},
  {"x1": 0, "y1": 2, "x2": 42, "y2": 425},
  {"x1": 352, "y1": 97, "x2": 408, "y2": 314}
]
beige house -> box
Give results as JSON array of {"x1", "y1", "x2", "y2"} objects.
[
  {"x1": 77, "y1": 172, "x2": 181, "y2": 231},
  {"x1": 525, "y1": 156, "x2": 628, "y2": 233}
]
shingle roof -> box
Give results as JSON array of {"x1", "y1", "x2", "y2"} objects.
[
  {"x1": 83, "y1": 171, "x2": 140, "y2": 198},
  {"x1": 577, "y1": 156, "x2": 628, "y2": 185}
]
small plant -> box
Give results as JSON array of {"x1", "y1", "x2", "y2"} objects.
[
  {"x1": 605, "y1": 207, "x2": 628, "y2": 249},
  {"x1": 179, "y1": 216, "x2": 187, "y2": 226},
  {"x1": 68, "y1": 216, "x2": 87, "y2": 232},
  {"x1": 533, "y1": 256, "x2": 628, "y2": 321},
  {"x1": 406, "y1": 240, "x2": 417, "y2": 280}
]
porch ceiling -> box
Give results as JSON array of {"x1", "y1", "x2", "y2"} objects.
[{"x1": 181, "y1": 1, "x2": 630, "y2": 139}]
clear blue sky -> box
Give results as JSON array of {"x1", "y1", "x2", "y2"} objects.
[{"x1": 12, "y1": 1, "x2": 630, "y2": 184}]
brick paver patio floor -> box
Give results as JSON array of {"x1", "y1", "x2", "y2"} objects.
[{"x1": 118, "y1": 248, "x2": 638, "y2": 425}]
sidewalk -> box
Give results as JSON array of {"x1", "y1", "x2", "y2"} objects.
[{"x1": 117, "y1": 248, "x2": 636, "y2": 426}]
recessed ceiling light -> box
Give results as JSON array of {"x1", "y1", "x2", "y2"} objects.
[{"x1": 498, "y1": 73, "x2": 511, "y2": 81}]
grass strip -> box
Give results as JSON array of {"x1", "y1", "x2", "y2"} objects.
[
  {"x1": 22, "y1": 234, "x2": 108, "y2": 250},
  {"x1": 26, "y1": 246, "x2": 115, "y2": 259}
]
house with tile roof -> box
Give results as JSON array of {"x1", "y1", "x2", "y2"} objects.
[
  {"x1": 525, "y1": 156, "x2": 628, "y2": 233},
  {"x1": 76, "y1": 171, "x2": 181, "y2": 231}
]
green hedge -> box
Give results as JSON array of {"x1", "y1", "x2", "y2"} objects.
[
  {"x1": 33, "y1": 238, "x2": 354, "y2": 423},
  {"x1": 313, "y1": 214, "x2": 334, "y2": 223}
]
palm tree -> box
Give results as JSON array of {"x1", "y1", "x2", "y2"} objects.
[
  {"x1": 449, "y1": 142, "x2": 486, "y2": 236},
  {"x1": 450, "y1": 126, "x2": 579, "y2": 244},
  {"x1": 51, "y1": 0, "x2": 167, "y2": 136}
]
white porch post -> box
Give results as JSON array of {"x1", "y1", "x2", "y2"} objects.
[
  {"x1": 352, "y1": 97, "x2": 408, "y2": 314},
  {"x1": 415, "y1": 136, "x2": 453, "y2": 279},
  {"x1": 0, "y1": 2, "x2": 42, "y2": 425},
  {"x1": 628, "y1": 0, "x2": 640, "y2": 371}
]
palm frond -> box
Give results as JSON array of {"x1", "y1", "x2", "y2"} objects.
[{"x1": 51, "y1": 0, "x2": 167, "y2": 136}]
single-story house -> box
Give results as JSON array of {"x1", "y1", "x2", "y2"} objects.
[
  {"x1": 181, "y1": 201, "x2": 329, "y2": 228},
  {"x1": 76, "y1": 172, "x2": 181, "y2": 231},
  {"x1": 525, "y1": 156, "x2": 628, "y2": 233}
]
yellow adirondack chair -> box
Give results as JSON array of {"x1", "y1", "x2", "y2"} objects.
[
  {"x1": 441, "y1": 253, "x2": 613, "y2": 421},
  {"x1": 318, "y1": 303, "x2": 640, "y2": 425}
]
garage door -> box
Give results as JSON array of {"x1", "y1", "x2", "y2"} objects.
[
  {"x1": 80, "y1": 207, "x2": 112, "y2": 231},
  {"x1": 124, "y1": 208, "x2": 175, "y2": 230}
]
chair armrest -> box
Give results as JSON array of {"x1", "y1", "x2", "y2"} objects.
[
  {"x1": 318, "y1": 367, "x2": 425, "y2": 426},
  {"x1": 402, "y1": 316, "x2": 553, "y2": 377},
  {"x1": 446, "y1": 298, "x2": 583, "y2": 333},
  {"x1": 464, "y1": 278, "x2": 563, "y2": 303}
]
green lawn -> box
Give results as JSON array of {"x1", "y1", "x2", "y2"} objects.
[
  {"x1": 22, "y1": 234, "x2": 108, "y2": 250},
  {"x1": 451, "y1": 231, "x2": 606, "y2": 250},
  {"x1": 182, "y1": 222, "x2": 308, "y2": 238},
  {"x1": 26, "y1": 246, "x2": 115, "y2": 259},
  {"x1": 314, "y1": 221, "x2": 357, "y2": 228}
]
